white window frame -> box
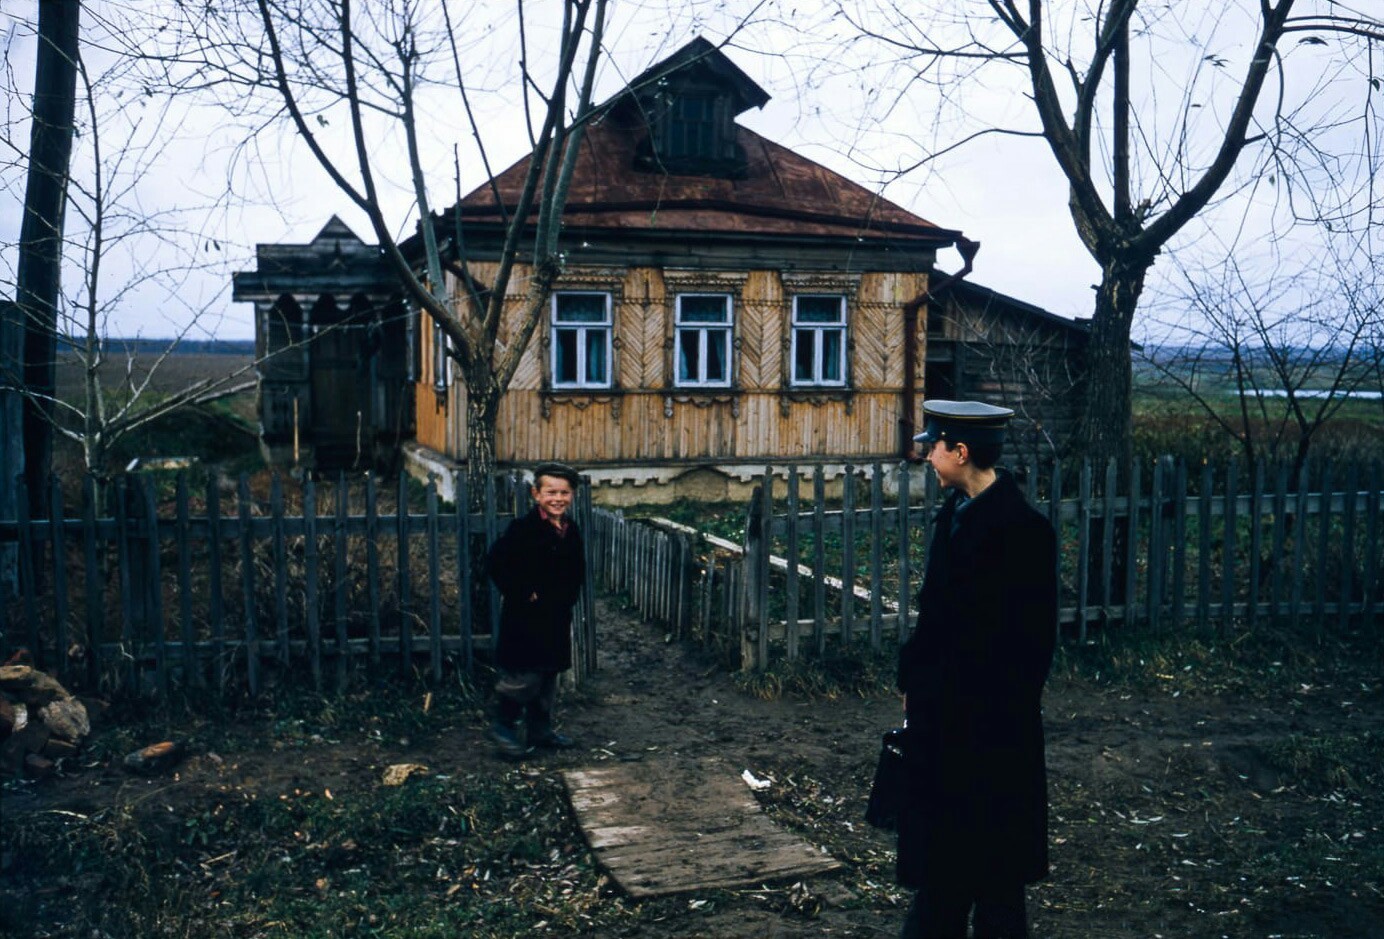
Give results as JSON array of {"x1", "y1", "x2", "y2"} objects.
[
  {"x1": 432, "y1": 317, "x2": 449, "y2": 393},
  {"x1": 674, "y1": 293, "x2": 734, "y2": 388},
  {"x1": 790, "y1": 294, "x2": 848, "y2": 387},
  {"x1": 550, "y1": 291, "x2": 613, "y2": 390}
]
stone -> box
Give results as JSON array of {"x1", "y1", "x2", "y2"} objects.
[
  {"x1": 0, "y1": 665, "x2": 70, "y2": 708},
  {"x1": 23, "y1": 753, "x2": 55, "y2": 779},
  {"x1": 38, "y1": 697, "x2": 89, "y2": 743},
  {"x1": 41, "y1": 737, "x2": 79, "y2": 760}
]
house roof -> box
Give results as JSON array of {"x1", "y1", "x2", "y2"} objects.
[
  {"x1": 601, "y1": 36, "x2": 770, "y2": 117},
  {"x1": 448, "y1": 120, "x2": 960, "y2": 246},
  {"x1": 443, "y1": 38, "x2": 960, "y2": 249},
  {"x1": 939, "y1": 277, "x2": 1091, "y2": 336},
  {"x1": 233, "y1": 215, "x2": 397, "y2": 299}
]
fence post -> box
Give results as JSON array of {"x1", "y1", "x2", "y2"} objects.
[
  {"x1": 1314, "y1": 462, "x2": 1334, "y2": 632},
  {"x1": 81, "y1": 475, "x2": 103, "y2": 690},
  {"x1": 424, "y1": 477, "x2": 441, "y2": 683},
  {"x1": 1197, "y1": 461, "x2": 1212, "y2": 634},
  {"x1": 1167, "y1": 460, "x2": 1186, "y2": 630},
  {"x1": 1247, "y1": 461, "x2": 1265, "y2": 630},
  {"x1": 237, "y1": 474, "x2": 259, "y2": 696},
  {"x1": 1222, "y1": 458, "x2": 1238, "y2": 634},
  {"x1": 1100, "y1": 458, "x2": 1116, "y2": 628},
  {"x1": 841, "y1": 464, "x2": 856, "y2": 649},
  {"x1": 175, "y1": 471, "x2": 196, "y2": 688},
  {"x1": 741, "y1": 483, "x2": 764, "y2": 670},
  {"x1": 140, "y1": 475, "x2": 167, "y2": 699},
  {"x1": 757, "y1": 468, "x2": 772, "y2": 670},
  {"x1": 812, "y1": 466, "x2": 827, "y2": 655},
  {"x1": 869, "y1": 463, "x2": 885, "y2": 652},
  {"x1": 271, "y1": 473, "x2": 289, "y2": 667},
  {"x1": 897, "y1": 460, "x2": 912, "y2": 645},
  {"x1": 1339, "y1": 464, "x2": 1358, "y2": 623},
  {"x1": 1123, "y1": 458, "x2": 1141, "y2": 630},
  {"x1": 456, "y1": 475, "x2": 473, "y2": 677},
  {"x1": 365, "y1": 479, "x2": 381, "y2": 670},
  {"x1": 785, "y1": 465, "x2": 799, "y2": 662},
  {"x1": 1289, "y1": 464, "x2": 1309, "y2": 631},
  {"x1": 1076, "y1": 460, "x2": 1091, "y2": 642},
  {"x1": 1147, "y1": 457, "x2": 1165, "y2": 632},
  {"x1": 305, "y1": 476, "x2": 321, "y2": 691},
  {"x1": 398, "y1": 472, "x2": 413, "y2": 675},
  {"x1": 334, "y1": 474, "x2": 349, "y2": 690}
]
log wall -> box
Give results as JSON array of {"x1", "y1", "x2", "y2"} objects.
[{"x1": 436, "y1": 263, "x2": 928, "y2": 466}]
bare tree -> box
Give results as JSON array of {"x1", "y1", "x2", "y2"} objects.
[
  {"x1": 1141, "y1": 237, "x2": 1383, "y2": 479},
  {"x1": 824, "y1": 1, "x2": 1383, "y2": 468},
  {"x1": 1, "y1": 17, "x2": 264, "y2": 492},
  {"x1": 162, "y1": 0, "x2": 612, "y2": 498},
  {"x1": 3, "y1": 0, "x2": 79, "y2": 560}
]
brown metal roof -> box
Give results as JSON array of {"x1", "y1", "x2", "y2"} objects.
[{"x1": 451, "y1": 119, "x2": 959, "y2": 245}]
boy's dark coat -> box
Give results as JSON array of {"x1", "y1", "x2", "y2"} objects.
[
  {"x1": 486, "y1": 508, "x2": 586, "y2": 672},
  {"x1": 895, "y1": 470, "x2": 1058, "y2": 889}
]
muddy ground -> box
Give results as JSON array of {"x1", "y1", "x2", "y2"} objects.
[{"x1": 3, "y1": 594, "x2": 1382, "y2": 938}]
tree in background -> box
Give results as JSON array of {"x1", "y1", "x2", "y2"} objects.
[
  {"x1": 1, "y1": 7, "x2": 273, "y2": 492},
  {"x1": 3, "y1": 0, "x2": 79, "y2": 588},
  {"x1": 166, "y1": 0, "x2": 611, "y2": 499},
  {"x1": 822, "y1": 0, "x2": 1383, "y2": 469},
  {"x1": 1141, "y1": 236, "x2": 1383, "y2": 479}
]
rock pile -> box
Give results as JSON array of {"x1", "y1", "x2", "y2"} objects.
[{"x1": 0, "y1": 665, "x2": 91, "y2": 779}]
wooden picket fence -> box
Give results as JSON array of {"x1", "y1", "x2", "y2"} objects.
[
  {"x1": 0, "y1": 470, "x2": 599, "y2": 699},
  {"x1": 595, "y1": 457, "x2": 1383, "y2": 671},
  {"x1": 4, "y1": 456, "x2": 1382, "y2": 690}
]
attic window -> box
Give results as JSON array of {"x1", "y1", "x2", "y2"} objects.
[
  {"x1": 637, "y1": 89, "x2": 745, "y2": 176},
  {"x1": 666, "y1": 95, "x2": 719, "y2": 159}
]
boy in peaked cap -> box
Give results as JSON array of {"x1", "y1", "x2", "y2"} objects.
[
  {"x1": 894, "y1": 400, "x2": 1058, "y2": 938},
  {"x1": 485, "y1": 463, "x2": 586, "y2": 759}
]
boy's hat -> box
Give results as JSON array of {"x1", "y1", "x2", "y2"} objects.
[
  {"x1": 531, "y1": 462, "x2": 581, "y2": 487},
  {"x1": 912, "y1": 399, "x2": 1014, "y2": 448}
]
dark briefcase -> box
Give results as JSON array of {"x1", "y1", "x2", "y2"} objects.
[{"x1": 864, "y1": 726, "x2": 910, "y2": 831}]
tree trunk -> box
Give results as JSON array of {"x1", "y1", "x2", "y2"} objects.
[
  {"x1": 1078, "y1": 257, "x2": 1150, "y2": 470},
  {"x1": 464, "y1": 379, "x2": 501, "y2": 509},
  {"x1": 18, "y1": 0, "x2": 80, "y2": 519}
]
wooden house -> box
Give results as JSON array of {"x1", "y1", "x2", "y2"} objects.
[
  {"x1": 232, "y1": 217, "x2": 414, "y2": 469},
  {"x1": 238, "y1": 38, "x2": 1088, "y2": 498}
]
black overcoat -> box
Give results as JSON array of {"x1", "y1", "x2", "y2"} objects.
[
  {"x1": 895, "y1": 469, "x2": 1057, "y2": 888},
  {"x1": 486, "y1": 509, "x2": 586, "y2": 672}
]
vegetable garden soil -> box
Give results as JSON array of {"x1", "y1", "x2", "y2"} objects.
[{"x1": 3, "y1": 594, "x2": 1382, "y2": 938}]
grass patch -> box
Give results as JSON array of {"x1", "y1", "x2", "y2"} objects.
[{"x1": 734, "y1": 646, "x2": 897, "y2": 701}]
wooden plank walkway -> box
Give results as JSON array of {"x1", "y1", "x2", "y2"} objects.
[{"x1": 561, "y1": 757, "x2": 841, "y2": 898}]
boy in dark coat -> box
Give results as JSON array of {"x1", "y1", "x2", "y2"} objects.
[
  {"x1": 486, "y1": 462, "x2": 587, "y2": 759},
  {"x1": 895, "y1": 401, "x2": 1058, "y2": 938}
]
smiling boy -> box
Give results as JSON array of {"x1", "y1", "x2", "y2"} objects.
[{"x1": 485, "y1": 462, "x2": 587, "y2": 759}]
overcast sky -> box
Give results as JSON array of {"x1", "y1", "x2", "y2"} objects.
[{"x1": 2, "y1": 1, "x2": 1376, "y2": 343}]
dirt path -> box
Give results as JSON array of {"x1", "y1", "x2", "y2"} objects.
[
  {"x1": 4, "y1": 593, "x2": 1381, "y2": 938},
  {"x1": 533, "y1": 596, "x2": 1384, "y2": 938}
]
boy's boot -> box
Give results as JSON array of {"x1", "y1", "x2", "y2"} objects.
[
  {"x1": 527, "y1": 711, "x2": 576, "y2": 750},
  {"x1": 490, "y1": 701, "x2": 531, "y2": 759}
]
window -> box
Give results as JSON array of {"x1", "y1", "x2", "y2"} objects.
[
  {"x1": 667, "y1": 95, "x2": 719, "y2": 159},
  {"x1": 432, "y1": 318, "x2": 449, "y2": 393},
  {"x1": 551, "y1": 292, "x2": 612, "y2": 389},
  {"x1": 791, "y1": 295, "x2": 847, "y2": 386},
  {"x1": 675, "y1": 294, "x2": 733, "y2": 387}
]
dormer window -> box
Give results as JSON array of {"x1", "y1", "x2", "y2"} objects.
[
  {"x1": 666, "y1": 95, "x2": 720, "y2": 160},
  {"x1": 632, "y1": 88, "x2": 746, "y2": 177}
]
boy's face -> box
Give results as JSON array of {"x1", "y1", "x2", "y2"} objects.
[
  {"x1": 925, "y1": 439, "x2": 968, "y2": 489},
  {"x1": 532, "y1": 475, "x2": 574, "y2": 519}
]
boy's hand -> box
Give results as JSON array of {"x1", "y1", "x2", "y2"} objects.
[{"x1": 528, "y1": 591, "x2": 538, "y2": 602}]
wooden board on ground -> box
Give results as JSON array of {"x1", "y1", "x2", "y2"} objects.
[{"x1": 561, "y1": 756, "x2": 841, "y2": 898}]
